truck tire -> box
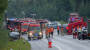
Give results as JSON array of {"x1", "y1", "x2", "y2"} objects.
[
  {"x1": 78, "y1": 36, "x2": 81, "y2": 40},
  {"x1": 88, "y1": 37, "x2": 90, "y2": 40},
  {"x1": 28, "y1": 37, "x2": 31, "y2": 40}
]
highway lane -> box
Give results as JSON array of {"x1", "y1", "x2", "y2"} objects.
[{"x1": 22, "y1": 29, "x2": 90, "y2": 50}]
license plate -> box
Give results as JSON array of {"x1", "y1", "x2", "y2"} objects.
[{"x1": 34, "y1": 33, "x2": 38, "y2": 36}]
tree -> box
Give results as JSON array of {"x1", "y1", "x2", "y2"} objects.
[
  {"x1": 7, "y1": 0, "x2": 90, "y2": 21},
  {"x1": 0, "y1": 0, "x2": 8, "y2": 50},
  {"x1": 0, "y1": 0, "x2": 8, "y2": 27}
]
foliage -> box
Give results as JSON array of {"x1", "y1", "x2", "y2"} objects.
[
  {"x1": 0, "y1": 29, "x2": 9, "y2": 50},
  {"x1": 0, "y1": 0, "x2": 8, "y2": 27},
  {"x1": 0, "y1": 0, "x2": 8, "y2": 50},
  {"x1": 4, "y1": 38, "x2": 31, "y2": 50},
  {"x1": 7, "y1": 0, "x2": 90, "y2": 21}
]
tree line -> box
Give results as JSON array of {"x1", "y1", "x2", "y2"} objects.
[
  {"x1": 7, "y1": 0, "x2": 90, "y2": 21},
  {"x1": 0, "y1": 0, "x2": 8, "y2": 50}
]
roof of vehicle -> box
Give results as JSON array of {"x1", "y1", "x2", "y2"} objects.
[
  {"x1": 70, "y1": 13, "x2": 79, "y2": 16},
  {"x1": 29, "y1": 24, "x2": 40, "y2": 27},
  {"x1": 21, "y1": 23, "x2": 30, "y2": 25}
]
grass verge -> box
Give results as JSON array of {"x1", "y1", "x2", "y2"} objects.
[
  {"x1": 0, "y1": 29, "x2": 9, "y2": 50},
  {"x1": 5, "y1": 38, "x2": 31, "y2": 50}
]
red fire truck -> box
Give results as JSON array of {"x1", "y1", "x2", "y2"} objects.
[
  {"x1": 66, "y1": 13, "x2": 87, "y2": 35},
  {"x1": 27, "y1": 23, "x2": 43, "y2": 40},
  {"x1": 21, "y1": 22, "x2": 29, "y2": 34},
  {"x1": 7, "y1": 18, "x2": 21, "y2": 32}
]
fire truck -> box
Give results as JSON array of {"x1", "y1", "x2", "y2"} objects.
[
  {"x1": 36, "y1": 19, "x2": 48, "y2": 31},
  {"x1": 27, "y1": 23, "x2": 43, "y2": 40},
  {"x1": 20, "y1": 18, "x2": 36, "y2": 34},
  {"x1": 87, "y1": 19, "x2": 90, "y2": 39},
  {"x1": 21, "y1": 22, "x2": 29, "y2": 34},
  {"x1": 66, "y1": 13, "x2": 87, "y2": 35},
  {"x1": 7, "y1": 18, "x2": 21, "y2": 32}
]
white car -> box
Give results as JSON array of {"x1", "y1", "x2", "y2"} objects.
[
  {"x1": 83, "y1": 28, "x2": 88, "y2": 33},
  {"x1": 9, "y1": 32, "x2": 20, "y2": 39}
]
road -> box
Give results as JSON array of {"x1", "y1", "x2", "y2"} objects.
[{"x1": 22, "y1": 29, "x2": 90, "y2": 50}]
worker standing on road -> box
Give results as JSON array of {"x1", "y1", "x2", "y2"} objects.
[
  {"x1": 72, "y1": 28, "x2": 76, "y2": 39},
  {"x1": 78, "y1": 26, "x2": 82, "y2": 39},
  {"x1": 74, "y1": 27, "x2": 78, "y2": 39},
  {"x1": 48, "y1": 27, "x2": 51, "y2": 38},
  {"x1": 57, "y1": 26, "x2": 60, "y2": 35},
  {"x1": 45, "y1": 27, "x2": 49, "y2": 38},
  {"x1": 61, "y1": 27, "x2": 64, "y2": 36},
  {"x1": 51, "y1": 27, "x2": 54, "y2": 38}
]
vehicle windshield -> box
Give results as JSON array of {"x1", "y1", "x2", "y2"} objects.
[
  {"x1": 29, "y1": 26, "x2": 40, "y2": 31},
  {"x1": 21, "y1": 25, "x2": 28, "y2": 29},
  {"x1": 69, "y1": 17, "x2": 81, "y2": 23}
]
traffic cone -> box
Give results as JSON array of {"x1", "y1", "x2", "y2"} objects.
[{"x1": 48, "y1": 42, "x2": 52, "y2": 48}]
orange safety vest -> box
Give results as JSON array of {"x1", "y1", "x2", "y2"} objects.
[
  {"x1": 77, "y1": 26, "x2": 79, "y2": 30},
  {"x1": 61, "y1": 27, "x2": 64, "y2": 32},
  {"x1": 49, "y1": 28, "x2": 51, "y2": 32},
  {"x1": 51, "y1": 27, "x2": 54, "y2": 32},
  {"x1": 80, "y1": 26, "x2": 82, "y2": 29}
]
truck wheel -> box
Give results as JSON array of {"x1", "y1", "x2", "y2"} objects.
[
  {"x1": 88, "y1": 37, "x2": 90, "y2": 40},
  {"x1": 28, "y1": 37, "x2": 31, "y2": 41},
  {"x1": 78, "y1": 38, "x2": 80, "y2": 40},
  {"x1": 40, "y1": 37, "x2": 42, "y2": 39},
  {"x1": 38, "y1": 37, "x2": 40, "y2": 39},
  {"x1": 78, "y1": 36, "x2": 81, "y2": 40},
  {"x1": 89, "y1": 38, "x2": 90, "y2": 40}
]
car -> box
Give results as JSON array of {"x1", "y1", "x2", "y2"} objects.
[
  {"x1": 78, "y1": 28, "x2": 88, "y2": 40},
  {"x1": 9, "y1": 31, "x2": 20, "y2": 40}
]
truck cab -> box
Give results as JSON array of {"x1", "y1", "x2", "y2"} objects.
[
  {"x1": 21, "y1": 23, "x2": 29, "y2": 34},
  {"x1": 28, "y1": 23, "x2": 43, "y2": 40}
]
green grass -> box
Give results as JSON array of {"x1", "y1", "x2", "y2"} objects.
[
  {"x1": 5, "y1": 38, "x2": 31, "y2": 50},
  {"x1": 0, "y1": 29, "x2": 31, "y2": 50}
]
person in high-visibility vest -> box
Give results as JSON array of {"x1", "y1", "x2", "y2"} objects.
[
  {"x1": 50, "y1": 27, "x2": 54, "y2": 38},
  {"x1": 72, "y1": 28, "x2": 76, "y2": 39},
  {"x1": 61, "y1": 27, "x2": 64, "y2": 36},
  {"x1": 48, "y1": 27, "x2": 51, "y2": 38},
  {"x1": 45, "y1": 27, "x2": 49, "y2": 38},
  {"x1": 77, "y1": 25, "x2": 79, "y2": 30},
  {"x1": 57, "y1": 26, "x2": 60, "y2": 35},
  {"x1": 74, "y1": 27, "x2": 78, "y2": 39},
  {"x1": 78, "y1": 26, "x2": 82, "y2": 39}
]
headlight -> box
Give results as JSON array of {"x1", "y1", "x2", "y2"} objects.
[
  {"x1": 39, "y1": 32, "x2": 42, "y2": 35},
  {"x1": 29, "y1": 33, "x2": 32, "y2": 36}
]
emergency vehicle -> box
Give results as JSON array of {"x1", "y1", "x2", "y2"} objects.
[
  {"x1": 66, "y1": 13, "x2": 87, "y2": 35},
  {"x1": 87, "y1": 19, "x2": 90, "y2": 39},
  {"x1": 27, "y1": 23, "x2": 43, "y2": 40},
  {"x1": 7, "y1": 18, "x2": 21, "y2": 32},
  {"x1": 21, "y1": 22, "x2": 29, "y2": 34},
  {"x1": 36, "y1": 19, "x2": 48, "y2": 31}
]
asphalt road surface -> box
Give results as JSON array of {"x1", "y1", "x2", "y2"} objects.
[{"x1": 22, "y1": 29, "x2": 90, "y2": 50}]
